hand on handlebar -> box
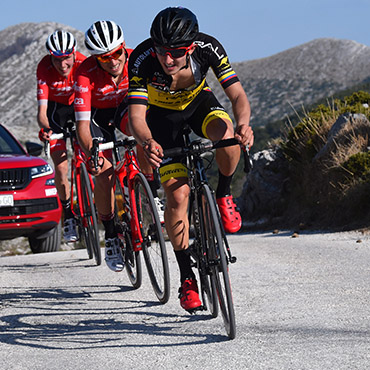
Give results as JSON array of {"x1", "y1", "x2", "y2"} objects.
[
  {"x1": 235, "y1": 124, "x2": 254, "y2": 149},
  {"x1": 142, "y1": 138, "x2": 163, "y2": 168},
  {"x1": 87, "y1": 138, "x2": 105, "y2": 175},
  {"x1": 38, "y1": 128, "x2": 53, "y2": 143}
]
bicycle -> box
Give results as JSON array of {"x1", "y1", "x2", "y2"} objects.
[
  {"x1": 92, "y1": 134, "x2": 170, "y2": 304},
  {"x1": 46, "y1": 122, "x2": 101, "y2": 265},
  {"x1": 161, "y1": 125, "x2": 252, "y2": 339}
]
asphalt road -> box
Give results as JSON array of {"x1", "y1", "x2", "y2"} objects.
[{"x1": 0, "y1": 231, "x2": 369, "y2": 370}]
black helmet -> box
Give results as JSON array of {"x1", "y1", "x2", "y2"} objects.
[{"x1": 150, "y1": 7, "x2": 199, "y2": 48}]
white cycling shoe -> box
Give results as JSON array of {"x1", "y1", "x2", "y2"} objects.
[
  {"x1": 105, "y1": 237, "x2": 124, "y2": 272},
  {"x1": 63, "y1": 218, "x2": 78, "y2": 243},
  {"x1": 154, "y1": 197, "x2": 165, "y2": 224}
]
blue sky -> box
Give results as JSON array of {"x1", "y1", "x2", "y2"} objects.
[{"x1": 1, "y1": 0, "x2": 369, "y2": 62}]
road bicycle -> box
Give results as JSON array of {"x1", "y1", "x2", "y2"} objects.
[
  {"x1": 47, "y1": 122, "x2": 101, "y2": 265},
  {"x1": 92, "y1": 134, "x2": 170, "y2": 303},
  {"x1": 162, "y1": 125, "x2": 252, "y2": 339}
]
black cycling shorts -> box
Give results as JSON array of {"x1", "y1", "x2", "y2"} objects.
[
  {"x1": 146, "y1": 88, "x2": 231, "y2": 183},
  {"x1": 47, "y1": 101, "x2": 75, "y2": 133}
]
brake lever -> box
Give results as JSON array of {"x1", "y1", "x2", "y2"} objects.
[{"x1": 242, "y1": 146, "x2": 253, "y2": 174}]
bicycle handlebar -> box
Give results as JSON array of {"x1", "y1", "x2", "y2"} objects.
[
  {"x1": 90, "y1": 137, "x2": 137, "y2": 170},
  {"x1": 162, "y1": 138, "x2": 253, "y2": 174}
]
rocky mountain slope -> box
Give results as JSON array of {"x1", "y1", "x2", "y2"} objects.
[{"x1": 1, "y1": 22, "x2": 370, "y2": 143}]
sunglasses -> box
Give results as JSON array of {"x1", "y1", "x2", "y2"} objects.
[
  {"x1": 154, "y1": 43, "x2": 194, "y2": 59},
  {"x1": 96, "y1": 44, "x2": 125, "y2": 63},
  {"x1": 49, "y1": 48, "x2": 75, "y2": 57}
]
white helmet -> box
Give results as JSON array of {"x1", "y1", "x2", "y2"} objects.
[
  {"x1": 85, "y1": 20, "x2": 124, "y2": 55},
  {"x1": 46, "y1": 30, "x2": 76, "y2": 56}
]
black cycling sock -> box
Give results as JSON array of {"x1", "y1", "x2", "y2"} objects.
[
  {"x1": 60, "y1": 198, "x2": 73, "y2": 219},
  {"x1": 148, "y1": 180, "x2": 159, "y2": 198},
  {"x1": 216, "y1": 170, "x2": 233, "y2": 198},
  {"x1": 174, "y1": 250, "x2": 195, "y2": 284},
  {"x1": 101, "y1": 218, "x2": 116, "y2": 239}
]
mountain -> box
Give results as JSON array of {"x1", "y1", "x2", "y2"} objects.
[
  {"x1": 207, "y1": 38, "x2": 370, "y2": 126},
  {"x1": 1, "y1": 22, "x2": 370, "y2": 143}
]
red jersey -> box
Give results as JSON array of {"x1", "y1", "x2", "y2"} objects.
[
  {"x1": 74, "y1": 49, "x2": 132, "y2": 122},
  {"x1": 36, "y1": 51, "x2": 86, "y2": 106}
]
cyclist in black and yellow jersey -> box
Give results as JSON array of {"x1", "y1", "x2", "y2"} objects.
[{"x1": 128, "y1": 7, "x2": 254, "y2": 312}]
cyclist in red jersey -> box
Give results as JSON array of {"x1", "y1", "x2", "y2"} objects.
[
  {"x1": 74, "y1": 20, "x2": 157, "y2": 272},
  {"x1": 37, "y1": 30, "x2": 86, "y2": 243},
  {"x1": 128, "y1": 7, "x2": 254, "y2": 312}
]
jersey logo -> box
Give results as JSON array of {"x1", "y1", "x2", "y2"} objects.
[
  {"x1": 195, "y1": 41, "x2": 225, "y2": 60},
  {"x1": 74, "y1": 98, "x2": 84, "y2": 105},
  {"x1": 218, "y1": 56, "x2": 230, "y2": 69}
]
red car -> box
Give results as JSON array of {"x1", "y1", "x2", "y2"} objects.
[{"x1": 0, "y1": 123, "x2": 62, "y2": 253}]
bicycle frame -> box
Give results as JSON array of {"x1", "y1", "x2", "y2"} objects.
[
  {"x1": 69, "y1": 137, "x2": 95, "y2": 226},
  {"x1": 99, "y1": 138, "x2": 146, "y2": 251}
]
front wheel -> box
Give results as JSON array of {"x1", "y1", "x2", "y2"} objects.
[
  {"x1": 133, "y1": 172, "x2": 170, "y2": 304},
  {"x1": 79, "y1": 163, "x2": 101, "y2": 265},
  {"x1": 115, "y1": 176, "x2": 142, "y2": 289},
  {"x1": 201, "y1": 184, "x2": 236, "y2": 339}
]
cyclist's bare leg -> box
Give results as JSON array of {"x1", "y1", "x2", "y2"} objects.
[
  {"x1": 206, "y1": 117, "x2": 240, "y2": 176},
  {"x1": 162, "y1": 177, "x2": 190, "y2": 251},
  {"x1": 93, "y1": 158, "x2": 115, "y2": 216},
  {"x1": 51, "y1": 150, "x2": 69, "y2": 201}
]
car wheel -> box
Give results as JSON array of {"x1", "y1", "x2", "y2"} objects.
[{"x1": 28, "y1": 222, "x2": 62, "y2": 253}]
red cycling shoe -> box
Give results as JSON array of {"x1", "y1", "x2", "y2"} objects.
[
  {"x1": 216, "y1": 195, "x2": 242, "y2": 233},
  {"x1": 178, "y1": 279, "x2": 202, "y2": 313}
]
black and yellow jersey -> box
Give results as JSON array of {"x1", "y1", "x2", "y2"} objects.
[{"x1": 128, "y1": 32, "x2": 239, "y2": 111}]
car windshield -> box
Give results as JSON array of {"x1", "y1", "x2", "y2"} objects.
[{"x1": 0, "y1": 125, "x2": 25, "y2": 155}]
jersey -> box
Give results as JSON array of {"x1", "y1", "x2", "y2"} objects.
[
  {"x1": 127, "y1": 32, "x2": 240, "y2": 111},
  {"x1": 74, "y1": 49, "x2": 133, "y2": 123},
  {"x1": 36, "y1": 51, "x2": 86, "y2": 106}
]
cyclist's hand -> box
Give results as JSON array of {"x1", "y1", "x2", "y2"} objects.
[
  {"x1": 38, "y1": 128, "x2": 52, "y2": 142},
  {"x1": 86, "y1": 156, "x2": 105, "y2": 176},
  {"x1": 142, "y1": 138, "x2": 163, "y2": 168},
  {"x1": 235, "y1": 124, "x2": 254, "y2": 148}
]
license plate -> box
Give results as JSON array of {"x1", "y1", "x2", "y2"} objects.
[{"x1": 0, "y1": 194, "x2": 14, "y2": 207}]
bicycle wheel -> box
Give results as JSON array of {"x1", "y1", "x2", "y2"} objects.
[
  {"x1": 115, "y1": 177, "x2": 142, "y2": 288},
  {"x1": 79, "y1": 163, "x2": 101, "y2": 265},
  {"x1": 201, "y1": 184, "x2": 236, "y2": 339},
  {"x1": 73, "y1": 168, "x2": 93, "y2": 259},
  {"x1": 190, "y1": 200, "x2": 218, "y2": 318},
  {"x1": 133, "y1": 172, "x2": 170, "y2": 303}
]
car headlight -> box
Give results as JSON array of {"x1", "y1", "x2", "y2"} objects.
[{"x1": 30, "y1": 164, "x2": 53, "y2": 178}]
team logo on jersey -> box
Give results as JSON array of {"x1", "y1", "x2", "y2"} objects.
[
  {"x1": 130, "y1": 76, "x2": 143, "y2": 87},
  {"x1": 218, "y1": 56, "x2": 230, "y2": 69},
  {"x1": 74, "y1": 98, "x2": 84, "y2": 105}
]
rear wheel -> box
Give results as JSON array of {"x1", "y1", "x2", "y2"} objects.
[
  {"x1": 201, "y1": 184, "x2": 236, "y2": 339},
  {"x1": 79, "y1": 163, "x2": 101, "y2": 265},
  {"x1": 115, "y1": 177, "x2": 142, "y2": 288},
  {"x1": 134, "y1": 172, "x2": 170, "y2": 303}
]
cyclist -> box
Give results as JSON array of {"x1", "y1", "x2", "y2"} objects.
[
  {"x1": 37, "y1": 30, "x2": 86, "y2": 243},
  {"x1": 74, "y1": 20, "x2": 160, "y2": 272},
  {"x1": 128, "y1": 7, "x2": 254, "y2": 311}
]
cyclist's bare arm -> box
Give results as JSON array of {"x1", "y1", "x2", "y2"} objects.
[
  {"x1": 37, "y1": 104, "x2": 53, "y2": 141},
  {"x1": 128, "y1": 104, "x2": 162, "y2": 167},
  {"x1": 76, "y1": 119, "x2": 93, "y2": 156},
  {"x1": 224, "y1": 82, "x2": 254, "y2": 148}
]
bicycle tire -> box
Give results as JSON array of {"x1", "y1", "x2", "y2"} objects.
[
  {"x1": 190, "y1": 198, "x2": 218, "y2": 318},
  {"x1": 201, "y1": 184, "x2": 236, "y2": 339},
  {"x1": 73, "y1": 168, "x2": 93, "y2": 259},
  {"x1": 79, "y1": 163, "x2": 101, "y2": 265},
  {"x1": 115, "y1": 177, "x2": 142, "y2": 288},
  {"x1": 133, "y1": 172, "x2": 170, "y2": 303}
]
